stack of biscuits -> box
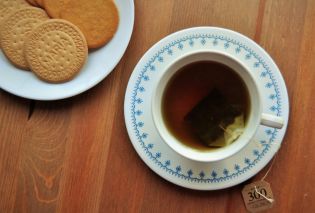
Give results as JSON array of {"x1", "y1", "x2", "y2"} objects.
[{"x1": 0, "y1": 0, "x2": 119, "y2": 83}]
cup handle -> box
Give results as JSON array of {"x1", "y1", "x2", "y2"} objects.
[{"x1": 261, "y1": 113, "x2": 284, "y2": 129}]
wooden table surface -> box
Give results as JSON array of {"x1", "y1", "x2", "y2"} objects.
[{"x1": 1, "y1": 0, "x2": 315, "y2": 212}]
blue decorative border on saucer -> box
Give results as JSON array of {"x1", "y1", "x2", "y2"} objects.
[{"x1": 130, "y1": 34, "x2": 281, "y2": 183}]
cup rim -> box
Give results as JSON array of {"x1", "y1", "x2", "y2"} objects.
[{"x1": 152, "y1": 49, "x2": 263, "y2": 162}]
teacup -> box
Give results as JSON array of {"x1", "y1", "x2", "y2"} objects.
[{"x1": 152, "y1": 50, "x2": 284, "y2": 162}]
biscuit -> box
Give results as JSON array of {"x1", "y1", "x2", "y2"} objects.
[
  {"x1": 0, "y1": 7, "x2": 48, "y2": 69},
  {"x1": 0, "y1": 0, "x2": 29, "y2": 8},
  {"x1": 60, "y1": 0, "x2": 119, "y2": 49},
  {"x1": 34, "y1": 0, "x2": 43, "y2": 7},
  {"x1": 0, "y1": 0, "x2": 30, "y2": 49},
  {"x1": 0, "y1": 0, "x2": 30, "y2": 24},
  {"x1": 25, "y1": 19, "x2": 88, "y2": 83},
  {"x1": 43, "y1": 0, "x2": 70, "y2": 18},
  {"x1": 25, "y1": 0, "x2": 38, "y2": 7},
  {"x1": 0, "y1": 8, "x2": 15, "y2": 29}
]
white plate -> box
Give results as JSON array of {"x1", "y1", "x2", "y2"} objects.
[
  {"x1": 124, "y1": 27, "x2": 289, "y2": 190},
  {"x1": 0, "y1": 0, "x2": 134, "y2": 100}
]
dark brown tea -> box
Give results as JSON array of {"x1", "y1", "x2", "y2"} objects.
[{"x1": 162, "y1": 61, "x2": 250, "y2": 150}]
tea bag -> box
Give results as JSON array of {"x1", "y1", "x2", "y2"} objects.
[
  {"x1": 210, "y1": 114, "x2": 245, "y2": 147},
  {"x1": 185, "y1": 89, "x2": 244, "y2": 147}
]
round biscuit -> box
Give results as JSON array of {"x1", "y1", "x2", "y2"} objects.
[
  {"x1": 34, "y1": 0, "x2": 43, "y2": 7},
  {"x1": 25, "y1": 0, "x2": 39, "y2": 7},
  {"x1": 43, "y1": 0, "x2": 70, "y2": 18},
  {"x1": 60, "y1": 0, "x2": 119, "y2": 49},
  {"x1": 0, "y1": 0, "x2": 30, "y2": 49},
  {"x1": 0, "y1": 7, "x2": 49, "y2": 69},
  {"x1": 0, "y1": 7, "x2": 15, "y2": 27},
  {"x1": 0, "y1": 0, "x2": 30, "y2": 24},
  {"x1": 25, "y1": 19, "x2": 88, "y2": 83},
  {"x1": 0, "y1": 0, "x2": 29, "y2": 8}
]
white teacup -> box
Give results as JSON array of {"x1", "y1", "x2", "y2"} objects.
[{"x1": 152, "y1": 50, "x2": 284, "y2": 162}]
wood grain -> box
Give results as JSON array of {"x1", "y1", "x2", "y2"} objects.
[
  {"x1": 1, "y1": 0, "x2": 315, "y2": 212},
  {"x1": 0, "y1": 93, "x2": 29, "y2": 212}
]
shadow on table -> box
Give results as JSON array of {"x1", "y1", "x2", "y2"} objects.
[{"x1": 1, "y1": 70, "x2": 117, "y2": 119}]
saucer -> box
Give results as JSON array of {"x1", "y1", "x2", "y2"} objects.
[{"x1": 124, "y1": 27, "x2": 289, "y2": 190}]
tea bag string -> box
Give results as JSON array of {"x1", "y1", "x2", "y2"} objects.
[
  {"x1": 261, "y1": 154, "x2": 277, "y2": 182},
  {"x1": 253, "y1": 153, "x2": 278, "y2": 203}
]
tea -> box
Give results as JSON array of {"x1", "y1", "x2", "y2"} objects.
[{"x1": 162, "y1": 61, "x2": 250, "y2": 150}]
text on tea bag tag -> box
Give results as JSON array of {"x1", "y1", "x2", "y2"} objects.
[
  {"x1": 241, "y1": 152, "x2": 278, "y2": 212},
  {"x1": 242, "y1": 180, "x2": 274, "y2": 212}
]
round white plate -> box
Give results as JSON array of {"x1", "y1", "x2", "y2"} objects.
[
  {"x1": 0, "y1": 0, "x2": 134, "y2": 100},
  {"x1": 124, "y1": 27, "x2": 289, "y2": 190}
]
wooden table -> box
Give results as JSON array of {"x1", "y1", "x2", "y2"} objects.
[{"x1": 1, "y1": 0, "x2": 314, "y2": 212}]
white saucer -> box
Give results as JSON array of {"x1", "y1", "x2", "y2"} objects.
[
  {"x1": 124, "y1": 27, "x2": 289, "y2": 190},
  {"x1": 0, "y1": 0, "x2": 134, "y2": 100}
]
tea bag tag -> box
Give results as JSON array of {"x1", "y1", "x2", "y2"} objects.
[{"x1": 242, "y1": 180, "x2": 274, "y2": 212}]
